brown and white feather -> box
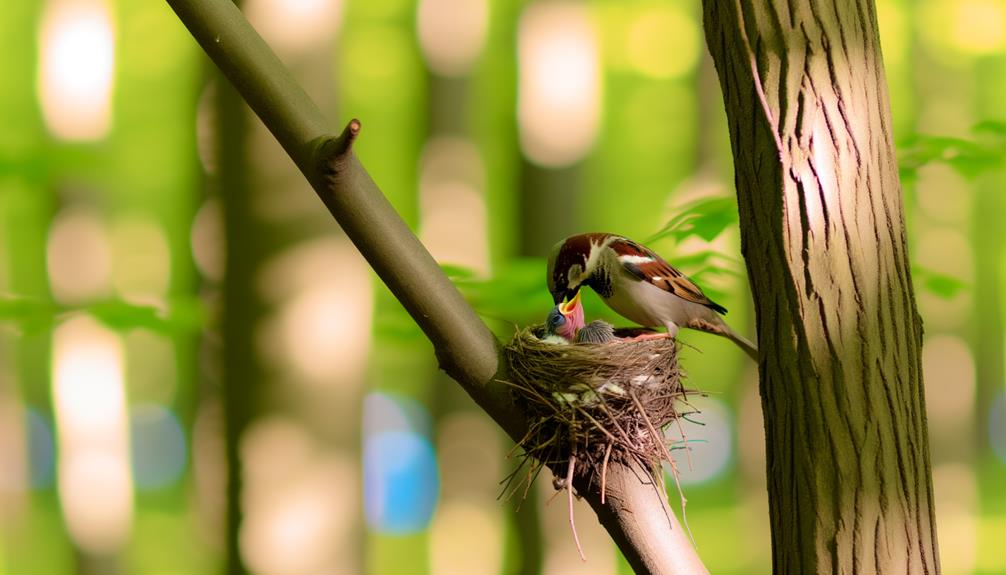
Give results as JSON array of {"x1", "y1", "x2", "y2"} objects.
[{"x1": 607, "y1": 236, "x2": 727, "y2": 314}]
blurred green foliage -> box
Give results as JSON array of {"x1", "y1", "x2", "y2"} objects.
[
  {"x1": 0, "y1": 294, "x2": 205, "y2": 334},
  {"x1": 900, "y1": 121, "x2": 1006, "y2": 183}
]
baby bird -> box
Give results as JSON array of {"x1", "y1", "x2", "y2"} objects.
[
  {"x1": 542, "y1": 291, "x2": 617, "y2": 345},
  {"x1": 574, "y1": 319, "x2": 616, "y2": 344}
]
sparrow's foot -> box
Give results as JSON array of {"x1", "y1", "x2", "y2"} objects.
[{"x1": 627, "y1": 331, "x2": 673, "y2": 342}]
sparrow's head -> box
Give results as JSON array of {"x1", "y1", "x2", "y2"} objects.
[
  {"x1": 545, "y1": 291, "x2": 585, "y2": 340},
  {"x1": 547, "y1": 234, "x2": 602, "y2": 304}
]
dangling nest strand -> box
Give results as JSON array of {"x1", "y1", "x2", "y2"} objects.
[{"x1": 500, "y1": 325, "x2": 695, "y2": 511}]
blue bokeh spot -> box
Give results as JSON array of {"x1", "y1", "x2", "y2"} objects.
[
  {"x1": 26, "y1": 407, "x2": 55, "y2": 489},
  {"x1": 363, "y1": 430, "x2": 439, "y2": 533},
  {"x1": 990, "y1": 390, "x2": 1006, "y2": 466},
  {"x1": 130, "y1": 404, "x2": 188, "y2": 490}
]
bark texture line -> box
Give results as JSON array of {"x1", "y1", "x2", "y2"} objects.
[{"x1": 702, "y1": 1, "x2": 940, "y2": 573}]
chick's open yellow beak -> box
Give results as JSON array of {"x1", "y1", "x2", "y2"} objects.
[{"x1": 560, "y1": 290, "x2": 581, "y2": 315}]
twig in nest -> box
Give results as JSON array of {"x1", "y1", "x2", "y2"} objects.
[
  {"x1": 601, "y1": 441, "x2": 613, "y2": 505},
  {"x1": 674, "y1": 412, "x2": 695, "y2": 472}
]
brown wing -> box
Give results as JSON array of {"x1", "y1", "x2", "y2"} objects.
[{"x1": 608, "y1": 236, "x2": 728, "y2": 314}]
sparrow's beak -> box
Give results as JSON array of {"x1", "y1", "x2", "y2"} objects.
[
  {"x1": 555, "y1": 284, "x2": 580, "y2": 306},
  {"x1": 560, "y1": 290, "x2": 581, "y2": 315}
]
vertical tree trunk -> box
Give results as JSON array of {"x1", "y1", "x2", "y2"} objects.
[
  {"x1": 973, "y1": 59, "x2": 1006, "y2": 569},
  {"x1": 217, "y1": 73, "x2": 257, "y2": 575},
  {"x1": 701, "y1": 1, "x2": 940, "y2": 572}
]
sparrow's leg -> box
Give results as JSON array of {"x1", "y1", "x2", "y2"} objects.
[
  {"x1": 628, "y1": 323, "x2": 677, "y2": 342},
  {"x1": 628, "y1": 332, "x2": 673, "y2": 341}
]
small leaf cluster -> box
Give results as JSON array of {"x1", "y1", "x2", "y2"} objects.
[{"x1": 899, "y1": 121, "x2": 1006, "y2": 184}]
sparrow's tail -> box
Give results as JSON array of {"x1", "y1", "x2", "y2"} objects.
[
  {"x1": 687, "y1": 318, "x2": 759, "y2": 361},
  {"x1": 723, "y1": 328, "x2": 759, "y2": 361}
]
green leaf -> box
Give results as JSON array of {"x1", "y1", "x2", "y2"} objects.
[
  {"x1": 451, "y1": 258, "x2": 552, "y2": 324},
  {"x1": 897, "y1": 123, "x2": 1006, "y2": 181},
  {"x1": 647, "y1": 196, "x2": 739, "y2": 244},
  {"x1": 911, "y1": 266, "x2": 969, "y2": 299},
  {"x1": 0, "y1": 295, "x2": 59, "y2": 334},
  {"x1": 972, "y1": 120, "x2": 1006, "y2": 137},
  {"x1": 439, "y1": 264, "x2": 476, "y2": 280}
]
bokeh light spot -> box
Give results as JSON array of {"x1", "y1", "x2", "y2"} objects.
[
  {"x1": 990, "y1": 390, "x2": 1006, "y2": 466},
  {"x1": 110, "y1": 214, "x2": 172, "y2": 304},
  {"x1": 624, "y1": 5, "x2": 699, "y2": 79},
  {"x1": 430, "y1": 500, "x2": 502, "y2": 575},
  {"x1": 921, "y1": 0, "x2": 1006, "y2": 57},
  {"x1": 362, "y1": 393, "x2": 438, "y2": 534},
  {"x1": 26, "y1": 408, "x2": 56, "y2": 489},
  {"x1": 518, "y1": 2, "x2": 601, "y2": 167},
  {"x1": 47, "y1": 207, "x2": 113, "y2": 304},
  {"x1": 416, "y1": 0, "x2": 488, "y2": 76},
  {"x1": 922, "y1": 334, "x2": 976, "y2": 431},
  {"x1": 665, "y1": 397, "x2": 733, "y2": 485},
  {"x1": 52, "y1": 315, "x2": 133, "y2": 553},
  {"x1": 190, "y1": 198, "x2": 225, "y2": 282},
  {"x1": 876, "y1": 0, "x2": 908, "y2": 67},
  {"x1": 37, "y1": 0, "x2": 115, "y2": 141},
  {"x1": 419, "y1": 137, "x2": 489, "y2": 276},
  {"x1": 363, "y1": 392, "x2": 432, "y2": 438},
  {"x1": 364, "y1": 430, "x2": 439, "y2": 533},
  {"x1": 246, "y1": 0, "x2": 344, "y2": 55},
  {"x1": 933, "y1": 463, "x2": 978, "y2": 574},
  {"x1": 130, "y1": 404, "x2": 187, "y2": 490},
  {"x1": 258, "y1": 239, "x2": 373, "y2": 388},
  {"x1": 58, "y1": 451, "x2": 133, "y2": 553}
]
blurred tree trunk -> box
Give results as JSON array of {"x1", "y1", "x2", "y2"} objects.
[
  {"x1": 974, "y1": 57, "x2": 1006, "y2": 556},
  {"x1": 702, "y1": 1, "x2": 940, "y2": 572},
  {"x1": 974, "y1": 59, "x2": 1005, "y2": 454},
  {"x1": 216, "y1": 68, "x2": 259, "y2": 575}
]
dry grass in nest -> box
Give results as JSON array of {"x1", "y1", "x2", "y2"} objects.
[{"x1": 500, "y1": 325, "x2": 698, "y2": 559}]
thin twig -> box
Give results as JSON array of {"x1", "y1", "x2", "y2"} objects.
[
  {"x1": 674, "y1": 413, "x2": 695, "y2": 472},
  {"x1": 576, "y1": 406, "x2": 620, "y2": 444},
  {"x1": 566, "y1": 453, "x2": 586, "y2": 562},
  {"x1": 601, "y1": 441, "x2": 613, "y2": 505}
]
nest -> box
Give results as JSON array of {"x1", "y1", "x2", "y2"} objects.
[{"x1": 500, "y1": 325, "x2": 695, "y2": 513}]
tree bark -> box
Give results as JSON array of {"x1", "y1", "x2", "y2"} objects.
[{"x1": 702, "y1": 1, "x2": 940, "y2": 573}]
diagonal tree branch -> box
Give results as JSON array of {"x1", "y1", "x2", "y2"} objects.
[
  {"x1": 166, "y1": 0, "x2": 706, "y2": 572},
  {"x1": 316, "y1": 126, "x2": 515, "y2": 424}
]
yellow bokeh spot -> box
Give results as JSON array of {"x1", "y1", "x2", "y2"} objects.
[
  {"x1": 953, "y1": 0, "x2": 1006, "y2": 54},
  {"x1": 876, "y1": 0, "x2": 907, "y2": 67},
  {"x1": 978, "y1": 516, "x2": 1006, "y2": 572},
  {"x1": 922, "y1": 0, "x2": 1006, "y2": 56},
  {"x1": 624, "y1": 5, "x2": 699, "y2": 79}
]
